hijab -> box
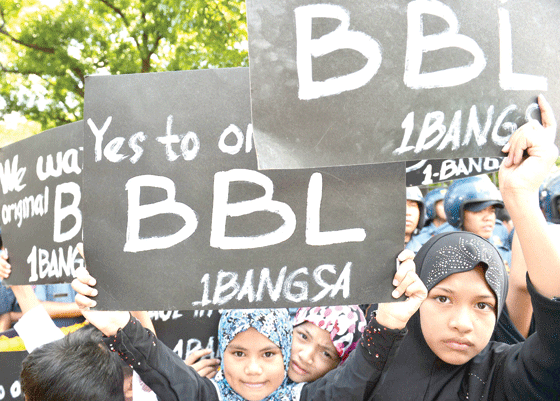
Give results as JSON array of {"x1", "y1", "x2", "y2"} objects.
[
  {"x1": 293, "y1": 305, "x2": 367, "y2": 364},
  {"x1": 369, "y1": 232, "x2": 509, "y2": 401},
  {"x1": 213, "y1": 308, "x2": 301, "y2": 401}
]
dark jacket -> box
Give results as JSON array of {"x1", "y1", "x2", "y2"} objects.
[{"x1": 103, "y1": 315, "x2": 406, "y2": 401}]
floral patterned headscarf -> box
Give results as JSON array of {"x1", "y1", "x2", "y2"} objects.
[
  {"x1": 293, "y1": 305, "x2": 366, "y2": 364},
  {"x1": 212, "y1": 308, "x2": 301, "y2": 401}
]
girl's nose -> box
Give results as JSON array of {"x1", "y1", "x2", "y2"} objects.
[
  {"x1": 300, "y1": 346, "x2": 314, "y2": 364},
  {"x1": 449, "y1": 307, "x2": 474, "y2": 333},
  {"x1": 245, "y1": 359, "x2": 263, "y2": 375}
]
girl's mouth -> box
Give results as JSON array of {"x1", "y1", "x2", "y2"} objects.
[
  {"x1": 242, "y1": 381, "x2": 266, "y2": 389},
  {"x1": 291, "y1": 361, "x2": 308, "y2": 375},
  {"x1": 444, "y1": 338, "x2": 473, "y2": 351}
]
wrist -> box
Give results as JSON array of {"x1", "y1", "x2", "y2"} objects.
[
  {"x1": 375, "y1": 308, "x2": 408, "y2": 330},
  {"x1": 98, "y1": 311, "x2": 132, "y2": 336}
]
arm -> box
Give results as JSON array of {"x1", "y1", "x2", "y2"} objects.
[
  {"x1": 104, "y1": 316, "x2": 220, "y2": 401},
  {"x1": 70, "y1": 246, "x2": 219, "y2": 401},
  {"x1": 495, "y1": 95, "x2": 560, "y2": 398},
  {"x1": 10, "y1": 286, "x2": 64, "y2": 352},
  {"x1": 505, "y1": 232, "x2": 532, "y2": 338},
  {"x1": 2, "y1": 250, "x2": 65, "y2": 351},
  {"x1": 300, "y1": 317, "x2": 406, "y2": 400},
  {"x1": 301, "y1": 250, "x2": 426, "y2": 400},
  {"x1": 131, "y1": 311, "x2": 156, "y2": 335},
  {"x1": 0, "y1": 249, "x2": 10, "y2": 280},
  {"x1": 38, "y1": 301, "x2": 82, "y2": 319},
  {"x1": 499, "y1": 94, "x2": 560, "y2": 299}
]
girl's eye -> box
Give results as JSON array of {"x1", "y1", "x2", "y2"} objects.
[
  {"x1": 233, "y1": 351, "x2": 244, "y2": 357},
  {"x1": 476, "y1": 302, "x2": 495, "y2": 311},
  {"x1": 435, "y1": 295, "x2": 449, "y2": 303},
  {"x1": 322, "y1": 351, "x2": 333, "y2": 359},
  {"x1": 298, "y1": 332, "x2": 308, "y2": 340},
  {"x1": 263, "y1": 351, "x2": 275, "y2": 358}
]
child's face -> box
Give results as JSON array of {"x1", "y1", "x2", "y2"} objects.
[
  {"x1": 288, "y1": 322, "x2": 341, "y2": 383},
  {"x1": 405, "y1": 200, "x2": 420, "y2": 236},
  {"x1": 435, "y1": 200, "x2": 446, "y2": 221},
  {"x1": 463, "y1": 206, "x2": 496, "y2": 239},
  {"x1": 419, "y1": 267, "x2": 496, "y2": 365},
  {"x1": 223, "y1": 327, "x2": 285, "y2": 401}
]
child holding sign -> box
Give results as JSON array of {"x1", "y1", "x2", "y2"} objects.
[
  {"x1": 72, "y1": 245, "x2": 424, "y2": 401},
  {"x1": 362, "y1": 95, "x2": 560, "y2": 400}
]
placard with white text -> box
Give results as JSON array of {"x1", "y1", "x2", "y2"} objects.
[
  {"x1": 0, "y1": 123, "x2": 84, "y2": 284},
  {"x1": 83, "y1": 68, "x2": 405, "y2": 310},
  {"x1": 247, "y1": 0, "x2": 560, "y2": 169}
]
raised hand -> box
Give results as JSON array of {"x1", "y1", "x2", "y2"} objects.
[
  {"x1": 376, "y1": 250, "x2": 428, "y2": 330},
  {"x1": 184, "y1": 348, "x2": 220, "y2": 379},
  {"x1": 71, "y1": 243, "x2": 130, "y2": 336}
]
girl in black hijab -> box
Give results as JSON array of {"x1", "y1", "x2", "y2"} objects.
[{"x1": 361, "y1": 95, "x2": 560, "y2": 400}]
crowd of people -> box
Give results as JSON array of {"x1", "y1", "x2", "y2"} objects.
[{"x1": 0, "y1": 95, "x2": 559, "y2": 400}]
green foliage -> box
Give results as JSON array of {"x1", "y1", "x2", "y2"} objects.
[{"x1": 0, "y1": 0, "x2": 248, "y2": 130}]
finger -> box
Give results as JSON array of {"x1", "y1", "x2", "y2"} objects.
[
  {"x1": 538, "y1": 94, "x2": 557, "y2": 131},
  {"x1": 192, "y1": 358, "x2": 220, "y2": 371},
  {"x1": 0, "y1": 260, "x2": 11, "y2": 279},
  {"x1": 77, "y1": 242, "x2": 84, "y2": 258},
  {"x1": 71, "y1": 277, "x2": 98, "y2": 297},
  {"x1": 197, "y1": 365, "x2": 220, "y2": 378},
  {"x1": 184, "y1": 348, "x2": 212, "y2": 364},
  {"x1": 396, "y1": 249, "x2": 415, "y2": 263},
  {"x1": 392, "y1": 270, "x2": 419, "y2": 299},
  {"x1": 75, "y1": 266, "x2": 96, "y2": 286},
  {"x1": 506, "y1": 123, "x2": 533, "y2": 166},
  {"x1": 75, "y1": 293, "x2": 97, "y2": 309},
  {"x1": 393, "y1": 259, "x2": 415, "y2": 286},
  {"x1": 403, "y1": 278, "x2": 428, "y2": 300}
]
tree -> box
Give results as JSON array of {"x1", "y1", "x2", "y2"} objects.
[{"x1": 0, "y1": 0, "x2": 248, "y2": 130}]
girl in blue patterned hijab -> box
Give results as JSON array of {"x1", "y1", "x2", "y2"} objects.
[{"x1": 212, "y1": 308, "x2": 302, "y2": 401}]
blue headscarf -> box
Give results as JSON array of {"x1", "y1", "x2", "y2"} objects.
[{"x1": 212, "y1": 308, "x2": 302, "y2": 401}]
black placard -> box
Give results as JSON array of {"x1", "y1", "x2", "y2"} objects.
[
  {"x1": 0, "y1": 123, "x2": 84, "y2": 284},
  {"x1": 406, "y1": 157, "x2": 502, "y2": 187},
  {"x1": 149, "y1": 310, "x2": 221, "y2": 360},
  {"x1": 83, "y1": 67, "x2": 406, "y2": 311},
  {"x1": 0, "y1": 351, "x2": 25, "y2": 400},
  {"x1": 247, "y1": 0, "x2": 560, "y2": 169}
]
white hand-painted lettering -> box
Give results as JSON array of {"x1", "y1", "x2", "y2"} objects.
[
  {"x1": 128, "y1": 132, "x2": 147, "y2": 164},
  {"x1": 394, "y1": 102, "x2": 533, "y2": 155},
  {"x1": 295, "y1": 4, "x2": 381, "y2": 100},
  {"x1": 9, "y1": 381, "x2": 20, "y2": 398},
  {"x1": 193, "y1": 263, "x2": 351, "y2": 307},
  {"x1": 36, "y1": 148, "x2": 81, "y2": 181},
  {"x1": 404, "y1": 0, "x2": 486, "y2": 89},
  {"x1": 173, "y1": 337, "x2": 216, "y2": 360},
  {"x1": 1, "y1": 186, "x2": 48, "y2": 227},
  {"x1": 124, "y1": 175, "x2": 198, "y2": 252},
  {"x1": 53, "y1": 182, "x2": 82, "y2": 243},
  {"x1": 88, "y1": 117, "x2": 113, "y2": 162},
  {"x1": 0, "y1": 156, "x2": 27, "y2": 194},
  {"x1": 28, "y1": 244, "x2": 83, "y2": 283},
  {"x1": 306, "y1": 173, "x2": 366, "y2": 245},
  {"x1": 156, "y1": 116, "x2": 200, "y2": 161},
  {"x1": 210, "y1": 169, "x2": 296, "y2": 250},
  {"x1": 498, "y1": 8, "x2": 547, "y2": 91},
  {"x1": 156, "y1": 115, "x2": 181, "y2": 161}
]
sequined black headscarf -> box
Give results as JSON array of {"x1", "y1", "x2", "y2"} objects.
[
  {"x1": 367, "y1": 232, "x2": 509, "y2": 401},
  {"x1": 415, "y1": 231, "x2": 508, "y2": 317}
]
